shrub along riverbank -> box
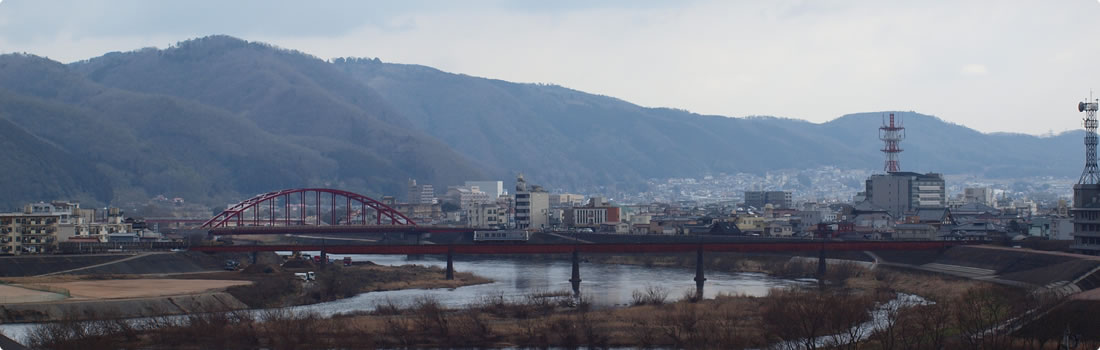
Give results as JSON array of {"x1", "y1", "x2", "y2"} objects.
[
  {"x1": 217, "y1": 262, "x2": 489, "y2": 309},
  {"x1": 28, "y1": 255, "x2": 1094, "y2": 349}
]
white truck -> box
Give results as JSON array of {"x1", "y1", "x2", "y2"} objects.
[{"x1": 294, "y1": 271, "x2": 316, "y2": 282}]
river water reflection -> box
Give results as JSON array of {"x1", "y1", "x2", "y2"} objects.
[
  {"x1": 0, "y1": 253, "x2": 810, "y2": 343},
  {"x1": 286, "y1": 253, "x2": 810, "y2": 316}
]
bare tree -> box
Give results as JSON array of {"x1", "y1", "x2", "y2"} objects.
[
  {"x1": 870, "y1": 306, "x2": 902, "y2": 350},
  {"x1": 410, "y1": 296, "x2": 450, "y2": 343},
  {"x1": 762, "y1": 288, "x2": 829, "y2": 350},
  {"x1": 954, "y1": 286, "x2": 1019, "y2": 350},
  {"x1": 825, "y1": 293, "x2": 874, "y2": 350},
  {"x1": 657, "y1": 303, "x2": 704, "y2": 348}
]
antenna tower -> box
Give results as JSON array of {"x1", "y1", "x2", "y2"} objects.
[
  {"x1": 1078, "y1": 94, "x2": 1100, "y2": 184},
  {"x1": 879, "y1": 113, "x2": 905, "y2": 172}
]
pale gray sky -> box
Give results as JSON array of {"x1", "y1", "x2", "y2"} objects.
[{"x1": 1, "y1": 0, "x2": 1098, "y2": 135}]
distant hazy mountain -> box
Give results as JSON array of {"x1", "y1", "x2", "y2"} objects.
[
  {"x1": 0, "y1": 38, "x2": 484, "y2": 210},
  {"x1": 335, "y1": 57, "x2": 1081, "y2": 184},
  {"x1": 0, "y1": 35, "x2": 1082, "y2": 209}
]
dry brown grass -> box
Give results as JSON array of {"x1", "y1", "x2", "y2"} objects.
[
  {"x1": 27, "y1": 251, "x2": 1035, "y2": 349},
  {"x1": 25, "y1": 275, "x2": 1018, "y2": 350},
  {"x1": 322, "y1": 292, "x2": 769, "y2": 348},
  {"x1": 367, "y1": 268, "x2": 489, "y2": 291},
  {"x1": 848, "y1": 265, "x2": 983, "y2": 301}
]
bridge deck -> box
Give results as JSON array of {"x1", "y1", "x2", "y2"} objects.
[
  {"x1": 190, "y1": 240, "x2": 959, "y2": 254},
  {"x1": 209, "y1": 225, "x2": 477, "y2": 235}
]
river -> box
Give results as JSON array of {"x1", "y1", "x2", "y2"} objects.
[
  {"x1": 0, "y1": 253, "x2": 810, "y2": 343},
  {"x1": 284, "y1": 253, "x2": 811, "y2": 314}
]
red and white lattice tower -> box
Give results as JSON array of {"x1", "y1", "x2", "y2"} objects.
[
  {"x1": 878, "y1": 113, "x2": 905, "y2": 173},
  {"x1": 1078, "y1": 96, "x2": 1099, "y2": 184}
]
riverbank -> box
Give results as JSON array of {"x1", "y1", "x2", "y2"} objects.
[
  {"x1": 23, "y1": 256, "x2": 1055, "y2": 349},
  {"x1": 15, "y1": 249, "x2": 1100, "y2": 348},
  {"x1": 0, "y1": 253, "x2": 489, "y2": 323}
]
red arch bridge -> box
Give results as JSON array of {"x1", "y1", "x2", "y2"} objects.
[
  {"x1": 191, "y1": 240, "x2": 964, "y2": 295},
  {"x1": 201, "y1": 188, "x2": 482, "y2": 235},
  {"x1": 196, "y1": 188, "x2": 968, "y2": 294}
]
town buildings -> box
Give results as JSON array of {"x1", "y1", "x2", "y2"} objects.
[
  {"x1": 0, "y1": 201, "x2": 133, "y2": 255},
  {"x1": 550, "y1": 193, "x2": 585, "y2": 207},
  {"x1": 744, "y1": 191, "x2": 792, "y2": 209},
  {"x1": 465, "y1": 181, "x2": 504, "y2": 199},
  {"x1": 964, "y1": 187, "x2": 995, "y2": 206},
  {"x1": 862, "y1": 172, "x2": 946, "y2": 218},
  {"x1": 445, "y1": 185, "x2": 492, "y2": 211},
  {"x1": 563, "y1": 197, "x2": 621, "y2": 228},
  {"x1": 465, "y1": 203, "x2": 503, "y2": 228},
  {"x1": 407, "y1": 179, "x2": 436, "y2": 205}
]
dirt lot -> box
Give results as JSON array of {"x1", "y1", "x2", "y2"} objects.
[{"x1": 38, "y1": 279, "x2": 251, "y2": 300}]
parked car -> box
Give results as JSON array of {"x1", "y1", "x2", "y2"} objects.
[{"x1": 223, "y1": 260, "x2": 240, "y2": 271}]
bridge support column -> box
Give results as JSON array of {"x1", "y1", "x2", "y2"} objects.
[
  {"x1": 817, "y1": 246, "x2": 827, "y2": 291},
  {"x1": 694, "y1": 247, "x2": 706, "y2": 301},
  {"x1": 569, "y1": 249, "x2": 582, "y2": 296},
  {"x1": 445, "y1": 247, "x2": 454, "y2": 280}
]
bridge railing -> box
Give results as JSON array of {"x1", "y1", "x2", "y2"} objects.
[{"x1": 190, "y1": 240, "x2": 962, "y2": 255}]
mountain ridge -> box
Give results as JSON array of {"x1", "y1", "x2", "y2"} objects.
[{"x1": 0, "y1": 35, "x2": 1082, "y2": 210}]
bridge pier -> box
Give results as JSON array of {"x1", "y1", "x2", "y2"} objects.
[
  {"x1": 319, "y1": 238, "x2": 327, "y2": 268},
  {"x1": 817, "y1": 245, "x2": 827, "y2": 291},
  {"x1": 694, "y1": 247, "x2": 706, "y2": 301},
  {"x1": 445, "y1": 247, "x2": 454, "y2": 280},
  {"x1": 569, "y1": 249, "x2": 582, "y2": 296}
]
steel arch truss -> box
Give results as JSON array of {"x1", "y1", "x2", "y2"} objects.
[{"x1": 201, "y1": 188, "x2": 415, "y2": 229}]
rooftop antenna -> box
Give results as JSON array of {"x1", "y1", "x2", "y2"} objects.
[
  {"x1": 879, "y1": 113, "x2": 905, "y2": 173},
  {"x1": 1078, "y1": 92, "x2": 1100, "y2": 184}
]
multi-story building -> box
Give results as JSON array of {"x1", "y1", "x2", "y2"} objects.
[
  {"x1": 395, "y1": 203, "x2": 443, "y2": 223},
  {"x1": 0, "y1": 202, "x2": 131, "y2": 255},
  {"x1": 529, "y1": 191, "x2": 549, "y2": 229},
  {"x1": 514, "y1": 174, "x2": 550, "y2": 229},
  {"x1": 744, "y1": 191, "x2": 792, "y2": 209},
  {"x1": 407, "y1": 179, "x2": 436, "y2": 205},
  {"x1": 964, "y1": 187, "x2": 994, "y2": 206},
  {"x1": 1, "y1": 212, "x2": 61, "y2": 255},
  {"x1": 798, "y1": 209, "x2": 837, "y2": 226},
  {"x1": 515, "y1": 175, "x2": 530, "y2": 228},
  {"x1": 73, "y1": 208, "x2": 131, "y2": 241},
  {"x1": 464, "y1": 181, "x2": 504, "y2": 199},
  {"x1": 447, "y1": 185, "x2": 492, "y2": 211},
  {"x1": 1071, "y1": 183, "x2": 1100, "y2": 254},
  {"x1": 564, "y1": 206, "x2": 621, "y2": 228},
  {"x1": 550, "y1": 194, "x2": 585, "y2": 207},
  {"x1": 863, "y1": 172, "x2": 946, "y2": 218},
  {"x1": 465, "y1": 203, "x2": 503, "y2": 228}
]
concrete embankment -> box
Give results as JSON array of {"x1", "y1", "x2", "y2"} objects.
[
  {"x1": 0, "y1": 292, "x2": 247, "y2": 323},
  {"x1": 0, "y1": 255, "x2": 132, "y2": 277},
  {"x1": 0, "y1": 251, "x2": 260, "y2": 277},
  {"x1": 873, "y1": 245, "x2": 1100, "y2": 292},
  {"x1": 66, "y1": 252, "x2": 219, "y2": 275}
]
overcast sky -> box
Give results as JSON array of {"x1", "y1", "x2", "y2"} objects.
[{"x1": 1, "y1": 0, "x2": 1098, "y2": 135}]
